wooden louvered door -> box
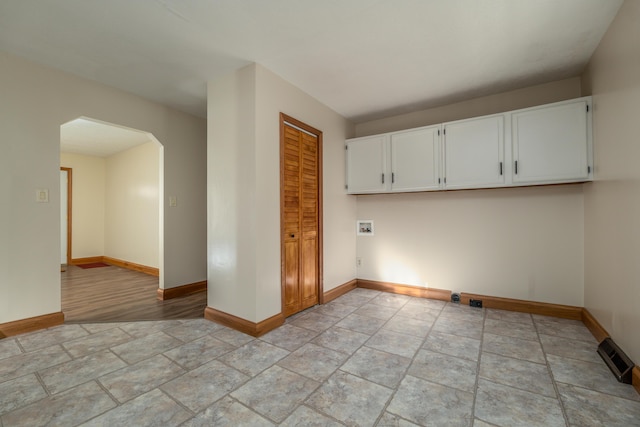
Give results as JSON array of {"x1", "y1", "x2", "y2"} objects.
[{"x1": 280, "y1": 114, "x2": 322, "y2": 317}]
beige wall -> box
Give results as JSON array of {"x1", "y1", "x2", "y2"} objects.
[
  {"x1": 105, "y1": 141, "x2": 160, "y2": 268},
  {"x1": 254, "y1": 65, "x2": 357, "y2": 319},
  {"x1": 60, "y1": 153, "x2": 106, "y2": 259},
  {"x1": 354, "y1": 78, "x2": 586, "y2": 306},
  {"x1": 61, "y1": 143, "x2": 160, "y2": 268},
  {"x1": 581, "y1": 0, "x2": 640, "y2": 363},
  {"x1": 207, "y1": 63, "x2": 356, "y2": 323},
  {"x1": 0, "y1": 52, "x2": 206, "y2": 324},
  {"x1": 357, "y1": 186, "x2": 584, "y2": 305},
  {"x1": 356, "y1": 77, "x2": 582, "y2": 137},
  {"x1": 208, "y1": 65, "x2": 258, "y2": 322}
]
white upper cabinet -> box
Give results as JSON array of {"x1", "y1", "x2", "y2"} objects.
[
  {"x1": 346, "y1": 134, "x2": 388, "y2": 193},
  {"x1": 512, "y1": 98, "x2": 592, "y2": 184},
  {"x1": 390, "y1": 125, "x2": 441, "y2": 192},
  {"x1": 345, "y1": 97, "x2": 592, "y2": 194},
  {"x1": 443, "y1": 115, "x2": 504, "y2": 189}
]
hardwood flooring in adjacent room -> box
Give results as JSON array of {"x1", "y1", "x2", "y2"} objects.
[{"x1": 62, "y1": 265, "x2": 206, "y2": 322}]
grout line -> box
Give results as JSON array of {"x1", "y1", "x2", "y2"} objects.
[
  {"x1": 228, "y1": 395, "x2": 284, "y2": 425},
  {"x1": 107, "y1": 347, "x2": 132, "y2": 368},
  {"x1": 374, "y1": 297, "x2": 446, "y2": 425},
  {"x1": 533, "y1": 313, "x2": 571, "y2": 426},
  {"x1": 59, "y1": 342, "x2": 75, "y2": 361},
  {"x1": 33, "y1": 371, "x2": 50, "y2": 397},
  {"x1": 366, "y1": 297, "x2": 414, "y2": 426},
  {"x1": 470, "y1": 304, "x2": 487, "y2": 426},
  {"x1": 96, "y1": 378, "x2": 120, "y2": 404},
  {"x1": 552, "y1": 380, "x2": 640, "y2": 403},
  {"x1": 302, "y1": 293, "x2": 409, "y2": 425},
  {"x1": 480, "y1": 348, "x2": 547, "y2": 365},
  {"x1": 299, "y1": 403, "x2": 347, "y2": 426},
  {"x1": 14, "y1": 337, "x2": 26, "y2": 354},
  {"x1": 257, "y1": 366, "x2": 325, "y2": 424},
  {"x1": 50, "y1": 380, "x2": 118, "y2": 426},
  {"x1": 156, "y1": 388, "x2": 196, "y2": 418}
]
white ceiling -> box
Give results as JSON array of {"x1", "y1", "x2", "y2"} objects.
[
  {"x1": 0, "y1": 0, "x2": 623, "y2": 123},
  {"x1": 61, "y1": 118, "x2": 153, "y2": 157}
]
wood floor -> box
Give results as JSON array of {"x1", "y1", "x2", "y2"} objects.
[{"x1": 62, "y1": 265, "x2": 207, "y2": 323}]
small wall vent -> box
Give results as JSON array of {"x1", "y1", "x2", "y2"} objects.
[{"x1": 597, "y1": 337, "x2": 634, "y2": 384}]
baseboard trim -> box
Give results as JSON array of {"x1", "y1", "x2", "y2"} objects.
[
  {"x1": 357, "y1": 279, "x2": 451, "y2": 302},
  {"x1": 459, "y1": 292, "x2": 583, "y2": 320},
  {"x1": 103, "y1": 256, "x2": 159, "y2": 277},
  {"x1": 204, "y1": 307, "x2": 284, "y2": 337},
  {"x1": 157, "y1": 281, "x2": 207, "y2": 300},
  {"x1": 324, "y1": 279, "x2": 357, "y2": 303},
  {"x1": 633, "y1": 366, "x2": 640, "y2": 395},
  {"x1": 70, "y1": 256, "x2": 159, "y2": 277},
  {"x1": 581, "y1": 308, "x2": 610, "y2": 343},
  {"x1": 70, "y1": 256, "x2": 103, "y2": 265},
  {"x1": 0, "y1": 312, "x2": 64, "y2": 338}
]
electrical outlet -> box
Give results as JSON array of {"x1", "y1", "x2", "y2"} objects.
[
  {"x1": 470, "y1": 299, "x2": 483, "y2": 308},
  {"x1": 356, "y1": 257, "x2": 362, "y2": 267}
]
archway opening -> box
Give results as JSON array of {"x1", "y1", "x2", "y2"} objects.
[{"x1": 59, "y1": 117, "x2": 166, "y2": 321}]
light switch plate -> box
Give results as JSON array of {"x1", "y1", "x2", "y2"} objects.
[
  {"x1": 169, "y1": 196, "x2": 177, "y2": 207},
  {"x1": 36, "y1": 189, "x2": 49, "y2": 203}
]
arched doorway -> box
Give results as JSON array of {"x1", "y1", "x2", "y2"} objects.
[{"x1": 60, "y1": 117, "x2": 166, "y2": 321}]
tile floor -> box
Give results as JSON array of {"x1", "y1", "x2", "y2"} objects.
[{"x1": 1, "y1": 288, "x2": 639, "y2": 426}]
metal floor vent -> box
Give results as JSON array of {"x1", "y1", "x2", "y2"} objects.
[{"x1": 597, "y1": 337, "x2": 634, "y2": 384}]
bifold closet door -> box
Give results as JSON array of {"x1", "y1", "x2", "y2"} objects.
[{"x1": 281, "y1": 120, "x2": 319, "y2": 317}]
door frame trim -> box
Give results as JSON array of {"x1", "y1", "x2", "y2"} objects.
[
  {"x1": 279, "y1": 113, "x2": 324, "y2": 317},
  {"x1": 60, "y1": 167, "x2": 72, "y2": 266}
]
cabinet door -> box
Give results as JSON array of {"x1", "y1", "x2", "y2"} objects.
[
  {"x1": 390, "y1": 126, "x2": 441, "y2": 192},
  {"x1": 512, "y1": 100, "x2": 589, "y2": 183},
  {"x1": 346, "y1": 135, "x2": 388, "y2": 194},
  {"x1": 443, "y1": 115, "x2": 504, "y2": 189}
]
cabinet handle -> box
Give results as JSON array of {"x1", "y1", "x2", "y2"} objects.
[
  {"x1": 515, "y1": 160, "x2": 518, "y2": 175},
  {"x1": 500, "y1": 162, "x2": 503, "y2": 176},
  {"x1": 392, "y1": 172, "x2": 395, "y2": 184},
  {"x1": 382, "y1": 173, "x2": 385, "y2": 184}
]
